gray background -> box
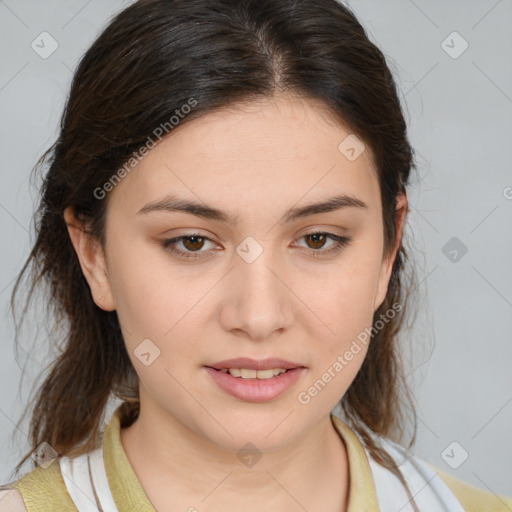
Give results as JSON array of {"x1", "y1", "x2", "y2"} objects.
[{"x1": 1, "y1": 0, "x2": 511, "y2": 500}]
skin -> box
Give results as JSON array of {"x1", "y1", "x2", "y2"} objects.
[{"x1": 64, "y1": 93, "x2": 407, "y2": 512}]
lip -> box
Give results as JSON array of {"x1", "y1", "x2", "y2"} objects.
[
  {"x1": 204, "y1": 366, "x2": 306, "y2": 402},
  {"x1": 206, "y1": 357, "x2": 305, "y2": 371}
]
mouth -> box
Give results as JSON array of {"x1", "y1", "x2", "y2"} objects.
[
  {"x1": 206, "y1": 356, "x2": 305, "y2": 372},
  {"x1": 207, "y1": 367, "x2": 293, "y2": 380},
  {"x1": 203, "y1": 358, "x2": 306, "y2": 402}
]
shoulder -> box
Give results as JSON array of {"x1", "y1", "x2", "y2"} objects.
[
  {"x1": 363, "y1": 433, "x2": 512, "y2": 512},
  {"x1": 0, "y1": 458, "x2": 77, "y2": 511},
  {"x1": 0, "y1": 488, "x2": 27, "y2": 512},
  {"x1": 434, "y1": 466, "x2": 512, "y2": 512}
]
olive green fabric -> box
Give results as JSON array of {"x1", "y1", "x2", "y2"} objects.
[{"x1": 7, "y1": 459, "x2": 77, "y2": 511}]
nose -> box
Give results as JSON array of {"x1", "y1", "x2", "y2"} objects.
[{"x1": 218, "y1": 240, "x2": 295, "y2": 341}]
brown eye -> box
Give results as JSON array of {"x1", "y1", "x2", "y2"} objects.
[
  {"x1": 296, "y1": 231, "x2": 352, "y2": 256},
  {"x1": 304, "y1": 233, "x2": 328, "y2": 250},
  {"x1": 181, "y1": 235, "x2": 206, "y2": 251},
  {"x1": 162, "y1": 233, "x2": 215, "y2": 258}
]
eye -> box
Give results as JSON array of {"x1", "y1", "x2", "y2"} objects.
[
  {"x1": 294, "y1": 231, "x2": 352, "y2": 256},
  {"x1": 161, "y1": 231, "x2": 352, "y2": 259},
  {"x1": 161, "y1": 233, "x2": 217, "y2": 259}
]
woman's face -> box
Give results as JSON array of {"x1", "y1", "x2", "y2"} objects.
[{"x1": 90, "y1": 94, "x2": 404, "y2": 452}]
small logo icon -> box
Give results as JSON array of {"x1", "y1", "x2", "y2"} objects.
[
  {"x1": 441, "y1": 441, "x2": 469, "y2": 469},
  {"x1": 442, "y1": 236, "x2": 468, "y2": 263},
  {"x1": 32, "y1": 442, "x2": 58, "y2": 469},
  {"x1": 236, "y1": 236, "x2": 263, "y2": 264},
  {"x1": 338, "y1": 134, "x2": 366, "y2": 161},
  {"x1": 237, "y1": 442, "x2": 262, "y2": 468},
  {"x1": 134, "y1": 338, "x2": 161, "y2": 366},
  {"x1": 31, "y1": 32, "x2": 59, "y2": 59},
  {"x1": 441, "y1": 32, "x2": 469, "y2": 59}
]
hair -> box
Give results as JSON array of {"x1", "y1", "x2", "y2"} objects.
[{"x1": 10, "y1": 0, "x2": 420, "y2": 507}]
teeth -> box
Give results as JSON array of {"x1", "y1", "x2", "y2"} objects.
[{"x1": 219, "y1": 368, "x2": 288, "y2": 379}]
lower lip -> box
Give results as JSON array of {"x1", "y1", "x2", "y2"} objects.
[{"x1": 204, "y1": 367, "x2": 306, "y2": 402}]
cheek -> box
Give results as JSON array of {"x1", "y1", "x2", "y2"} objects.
[
  {"x1": 107, "y1": 248, "x2": 200, "y2": 404},
  {"x1": 107, "y1": 238, "x2": 181, "y2": 328},
  {"x1": 107, "y1": 242, "x2": 212, "y2": 367},
  {"x1": 296, "y1": 273, "x2": 375, "y2": 410},
  {"x1": 294, "y1": 244, "x2": 381, "y2": 399},
  {"x1": 299, "y1": 248, "x2": 381, "y2": 333}
]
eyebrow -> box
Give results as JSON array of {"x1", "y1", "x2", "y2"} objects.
[{"x1": 136, "y1": 194, "x2": 368, "y2": 224}]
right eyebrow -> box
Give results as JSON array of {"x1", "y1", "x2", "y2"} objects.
[{"x1": 281, "y1": 194, "x2": 368, "y2": 223}]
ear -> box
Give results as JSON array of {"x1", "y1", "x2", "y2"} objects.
[
  {"x1": 373, "y1": 193, "x2": 407, "y2": 312},
  {"x1": 63, "y1": 206, "x2": 115, "y2": 311}
]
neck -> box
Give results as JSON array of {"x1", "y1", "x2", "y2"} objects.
[{"x1": 119, "y1": 400, "x2": 350, "y2": 512}]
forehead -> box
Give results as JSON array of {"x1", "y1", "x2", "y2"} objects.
[{"x1": 109, "y1": 94, "x2": 380, "y2": 219}]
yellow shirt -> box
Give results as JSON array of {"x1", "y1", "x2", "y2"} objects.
[{"x1": 1, "y1": 405, "x2": 511, "y2": 511}]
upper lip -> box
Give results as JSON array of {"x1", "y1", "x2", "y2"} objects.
[{"x1": 206, "y1": 357, "x2": 305, "y2": 371}]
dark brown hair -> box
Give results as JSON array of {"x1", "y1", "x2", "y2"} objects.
[{"x1": 10, "y1": 0, "x2": 419, "y2": 506}]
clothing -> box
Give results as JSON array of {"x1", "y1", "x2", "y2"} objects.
[{"x1": 1, "y1": 405, "x2": 511, "y2": 511}]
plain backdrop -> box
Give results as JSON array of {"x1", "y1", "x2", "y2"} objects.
[{"x1": 1, "y1": 0, "x2": 511, "y2": 499}]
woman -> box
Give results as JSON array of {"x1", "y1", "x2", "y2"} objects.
[{"x1": 1, "y1": 0, "x2": 510, "y2": 510}]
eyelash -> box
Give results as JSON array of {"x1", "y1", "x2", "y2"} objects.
[{"x1": 161, "y1": 231, "x2": 352, "y2": 259}]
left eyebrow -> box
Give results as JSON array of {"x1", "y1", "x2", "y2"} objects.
[{"x1": 136, "y1": 193, "x2": 368, "y2": 224}]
